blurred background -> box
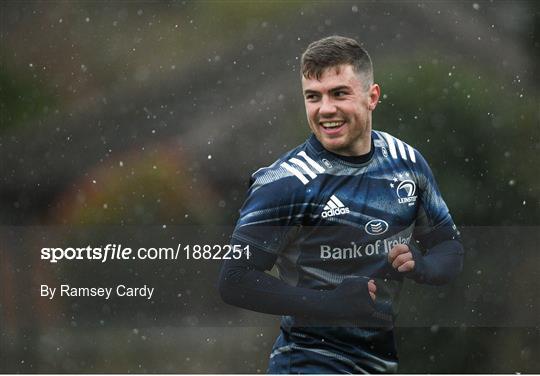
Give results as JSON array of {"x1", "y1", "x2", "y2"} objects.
[{"x1": 1, "y1": 0, "x2": 539, "y2": 373}]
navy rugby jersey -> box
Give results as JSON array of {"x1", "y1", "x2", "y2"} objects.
[{"x1": 230, "y1": 130, "x2": 459, "y2": 373}]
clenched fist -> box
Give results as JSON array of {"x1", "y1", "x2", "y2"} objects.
[{"x1": 388, "y1": 244, "x2": 415, "y2": 272}]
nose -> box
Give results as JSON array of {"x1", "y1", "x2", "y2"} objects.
[{"x1": 319, "y1": 96, "x2": 337, "y2": 117}]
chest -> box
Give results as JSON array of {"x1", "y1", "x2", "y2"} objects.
[{"x1": 306, "y1": 168, "x2": 419, "y2": 228}]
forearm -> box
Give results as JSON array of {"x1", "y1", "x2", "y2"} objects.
[
  {"x1": 409, "y1": 239, "x2": 464, "y2": 285},
  {"x1": 218, "y1": 256, "x2": 391, "y2": 323},
  {"x1": 219, "y1": 261, "x2": 336, "y2": 318}
]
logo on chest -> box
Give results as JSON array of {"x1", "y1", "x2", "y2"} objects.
[
  {"x1": 321, "y1": 195, "x2": 350, "y2": 218},
  {"x1": 365, "y1": 219, "x2": 389, "y2": 235},
  {"x1": 390, "y1": 173, "x2": 417, "y2": 206}
]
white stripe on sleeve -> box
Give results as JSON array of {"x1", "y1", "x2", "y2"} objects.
[
  {"x1": 280, "y1": 162, "x2": 309, "y2": 185},
  {"x1": 297, "y1": 151, "x2": 325, "y2": 173},
  {"x1": 380, "y1": 132, "x2": 398, "y2": 159},
  {"x1": 407, "y1": 145, "x2": 416, "y2": 163},
  {"x1": 289, "y1": 158, "x2": 317, "y2": 179},
  {"x1": 396, "y1": 139, "x2": 408, "y2": 160}
]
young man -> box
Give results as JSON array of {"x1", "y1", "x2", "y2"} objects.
[{"x1": 219, "y1": 36, "x2": 463, "y2": 374}]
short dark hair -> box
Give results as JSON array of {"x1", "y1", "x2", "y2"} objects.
[{"x1": 301, "y1": 35, "x2": 373, "y2": 87}]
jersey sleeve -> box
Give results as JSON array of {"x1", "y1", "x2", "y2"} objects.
[
  {"x1": 413, "y1": 151, "x2": 461, "y2": 248},
  {"x1": 231, "y1": 170, "x2": 304, "y2": 262}
]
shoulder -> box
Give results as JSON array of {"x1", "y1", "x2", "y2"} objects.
[
  {"x1": 237, "y1": 139, "x2": 324, "y2": 223},
  {"x1": 373, "y1": 130, "x2": 437, "y2": 190},
  {"x1": 249, "y1": 138, "x2": 327, "y2": 195},
  {"x1": 373, "y1": 130, "x2": 424, "y2": 166}
]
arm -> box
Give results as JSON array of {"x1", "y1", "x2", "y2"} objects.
[
  {"x1": 222, "y1": 168, "x2": 390, "y2": 324},
  {"x1": 219, "y1": 240, "x2": 390, "y2": 323},
  {"x1": 388, "y1": 149, "x2": 464, "y2": 285},
  {"x1": 388, "y1": 237, "x2": 464, "y2": 285}
]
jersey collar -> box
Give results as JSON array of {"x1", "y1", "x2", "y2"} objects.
[{"x1": 307, "y1": 133, "x2": 375, "y2": 165}]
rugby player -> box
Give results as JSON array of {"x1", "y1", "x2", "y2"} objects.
[{"x1": 219, "y1": 36, "x2": 464, "y2": 374}]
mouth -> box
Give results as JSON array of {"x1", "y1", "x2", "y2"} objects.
[{"x1": 319, "y1": 120, "x2": 346, "y2": 135}]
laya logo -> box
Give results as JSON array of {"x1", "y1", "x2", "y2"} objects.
[
  {"x1": 365, "y1": 219, "x2": 389, "y2": 235},
  {"x1": 321, "y1": 195, "x2": 350, "y2": 218},
  {"x1": 321, "y1": 158, "x2": 333, "y2": 169},
  {"x1": 390, "y1": 173, "x2": 417, "y2": 206},
  {"x1": 374, "y1": 139, "x2": 388, "y2": 157}
]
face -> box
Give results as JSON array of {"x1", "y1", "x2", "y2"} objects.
[{"x1": 302, "y1": 64, "x2": 380, "y2": 156}]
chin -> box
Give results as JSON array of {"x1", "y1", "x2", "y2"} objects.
[{"x1": 321, "y1": 139, "x2": 347, "y2": 153}]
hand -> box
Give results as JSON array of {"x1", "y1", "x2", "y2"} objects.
[
  {"x1": 335, "y1": 277, "x2": 376, "y2": 303},
  {"x1": 331, "y1": 278, "x2": 387, "y2": 323},
  {"x1": 388, "y1": 244, "x2": 415, "y2": 272},
  {"x1": 368, "y1": 279, "x2": 376, "y2": 301}
]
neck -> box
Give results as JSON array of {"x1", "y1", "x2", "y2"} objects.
[
  {"x1": 341, "y1": 135, "x2": 372, "y2": 157},
  {"x1": 331, "y1": 128, "x2": 372, "y2": 157},
  {"x1": 324, "y1": 136, "x2": 374, "y2": 165}
]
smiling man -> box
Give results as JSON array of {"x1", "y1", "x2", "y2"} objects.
[
  {"x1": 302, "y1": 57, "x2": 377, "y2": 157},
  {"x1": 219, "y1": 36, "x2": 464, "y2": 373}
]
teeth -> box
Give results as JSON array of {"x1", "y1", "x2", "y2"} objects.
[{"x1": 321, "y1": 121, "x2": 343, "y2": 128}]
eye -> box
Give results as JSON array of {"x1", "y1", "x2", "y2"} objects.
[
  {"x1": 334, "y1": 91, "x2": 347, "y2": 97},
  {"x1": 305, "y1": 94, "x2": 319, "y2": 102}
]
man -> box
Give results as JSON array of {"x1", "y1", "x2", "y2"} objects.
[{"x1": 219, "y1": 36, "x2": 463, "y2": 374}]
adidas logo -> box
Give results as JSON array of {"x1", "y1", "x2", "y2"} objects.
[{"x1": 321, "y1": 195, "x2": 350, "y2": 218}]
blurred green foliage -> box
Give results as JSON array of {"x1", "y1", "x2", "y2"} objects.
[
  {"x1": 0, "y1": 66, "x2": 57, "y2": 132},
  {"x1": 377, "y1": 57, "x2": 539, "y2": 225},
  {"x1": 54, "y1": 146, "x2": 220, "y2": 225}
]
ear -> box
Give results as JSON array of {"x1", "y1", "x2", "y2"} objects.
[{"x1": 368, "y1": 84, "x2": 381, "y2": 111}]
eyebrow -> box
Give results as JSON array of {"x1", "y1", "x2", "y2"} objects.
[{"x1": 303, "y1": 85, "x2": 352, "y2": 95}]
